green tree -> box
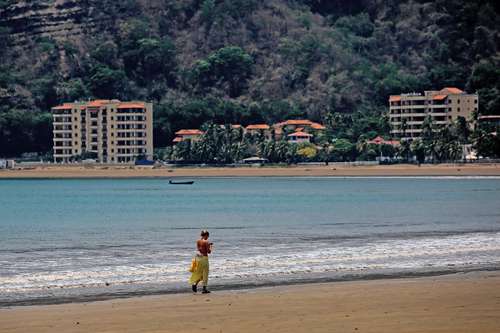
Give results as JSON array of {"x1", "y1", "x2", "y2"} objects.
[
  {"x1": 296, "y1": 142, "x2": 317, "y2": 161},
  {"x1": 88, "y1": 65, "x2": 128, "y2": 98},
  {"x1": 411, "y1": 139, "x2": 426, "y2": 164},
  {"x1": 331, "y1": 139, "x2": 356, "y2": 161},
  {"x1": 125, "y1": 37, "x2": 177, "y2": 86},
  {"x1": 471, "y1": 129, "x2": 500, "y2": 158},
  {"x1": 319, "y1": 142, "x2": 333, "y2": 165},
  {"x1": 421, "y1": 116, "x2": 436, "y2": 161},
  {"x1": 398, "y1": 140, "x2": 411, "y2": 162},
  {"x1": 200, "y1": 0, "x2": 216, "y2": 31},
  {"x1": 192, "y1": 46, "x2": 253, "y2": 97}
]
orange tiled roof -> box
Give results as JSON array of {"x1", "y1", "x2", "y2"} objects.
[
  {"x1": 117, "y1": 102, "x2": 146, "y2": 109},
  {"x1": 389, "y1": 96, "x2": 401, "y2": 102},
  {"x1": 52, "y1": 103, "x2": 74, "y2": 110},
  {"x1": 87, "y1": 99, "x2": 111, "y2": 107},
  {"x1": 175, "y1": 129, "x2": 204, "y2": 136},
  {"x1": 288, "y1": 131, "x2": 313, "y2": 137},
  {"x1": 440, "y1": 87, "x2": 464, "y2": 94},
  {"x1": 287, "y1": 119, "x2": 313, "y2": 125},
  {"x1": 246, "y1": 124, "x2": 270, "y2": 130},
  {"x1": 310, "y1": 122, "x2": 326, "y2": 130},
  {"x1": 172, "y1": 137, "x2": 183, "y2": 143},
  {"x1": 367, "y1": 136, "x2": 400, "y2": 146},
  {"x1": 433, "y1": 94, "x2": 448, "y2": 100}
]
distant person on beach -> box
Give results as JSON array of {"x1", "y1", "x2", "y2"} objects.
[{"x1": 190, "y1": 230, "x2": 212, "y2": 293}]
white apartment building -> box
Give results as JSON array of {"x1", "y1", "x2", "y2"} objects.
[
  {"x1": 389, "y1": 87, "x2": 478, "y2": 139},
  {"x1": 52, "y1": 100, "x2": 153, "y2": 163}
]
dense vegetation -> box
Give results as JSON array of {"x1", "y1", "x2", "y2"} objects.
[
  {"x1": 0, "y1": 0, "x2": 499, "y2": 159},
  {"x1": 158, "y1": 115, "x2": 500, "y2": 164}
]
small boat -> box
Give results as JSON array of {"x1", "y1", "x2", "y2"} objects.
[{"x1": 169, "y1": 180, "x2": 194, "y2": 185}]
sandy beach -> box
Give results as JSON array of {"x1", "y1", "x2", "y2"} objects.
[
  {"x1": 1, "y1": 163, "x2": 500, "y2": 178},
  {"x1": 1, "y1": 272, "x2": 499, "y2": 333}
]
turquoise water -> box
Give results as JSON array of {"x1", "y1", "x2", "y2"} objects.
[{"x1": 1, "y1": 177, "x2": 500, "y2": 305}]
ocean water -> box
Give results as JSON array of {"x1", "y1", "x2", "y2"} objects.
[{"x1": 1, "y1": 177, "x2": 500, "y2": 305}]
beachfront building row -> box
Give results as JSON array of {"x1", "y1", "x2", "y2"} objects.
[
  {"x1": 172, "y1": 119, "x2": 326, "y2": 144},
  {"x1": 52, "y1": 100, "x2": 153, "y2": 163},
  {"x1": 389, "y1": 87, "x2": 478, "y2": 140}
]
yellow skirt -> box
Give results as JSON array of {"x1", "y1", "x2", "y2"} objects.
[{"x1": 189, "y1": 255, "x2": 209, "y2": 286}]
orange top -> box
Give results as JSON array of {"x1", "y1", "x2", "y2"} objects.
[
  {"x1": 389, "y1": 96, "x2": 401, "y2": 102},
  {"x1": 197, "y1": 239, "x2": 211, "y2": 256}
]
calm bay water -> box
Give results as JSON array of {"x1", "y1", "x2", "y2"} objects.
[{"x1": 1, "y1": 177, "x2": 500, "y2": 305}]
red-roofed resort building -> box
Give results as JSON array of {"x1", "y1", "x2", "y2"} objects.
[
  {"x1": 389, "y1": 87, "x2": 478, "y2": 139},
  {"x1": 287, "y1": 131, "x2": 313, "y2": 143},
  {"x1": 173, "y1": 129, "x2": 204, "y2": 143},
  {"x1": 51, "y1": 100, "x2": 153, "y2": 163},
  {"x1": 273, "y1": 119, "x2": 325, "y2": 140}
]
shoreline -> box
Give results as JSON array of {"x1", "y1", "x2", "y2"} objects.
[
  {"x1": 2, "y1": 266, "x2": 499, "y2": 308},
  {"x1": 1, "y1": 163, "x2": 500, "y2": 178},
  {"x1": 1, "y1": 271, "x2": 499, "y2": 333}
]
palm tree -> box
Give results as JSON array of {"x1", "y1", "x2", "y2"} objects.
[
  {"x1": 421, "y1": 116, "x2": 435, "y2": 162},
  {"x1": 400, "y1": 118, "x2": 408, "y2": 139},
  {"x1": 320, "y1": 142, "x2": 332, "y2": 165},
  {"x1": 275, "y1": 140, "x2": 289, "y2": 163}
]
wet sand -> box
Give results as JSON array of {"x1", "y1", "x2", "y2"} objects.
[
  {"x1": 1, "y1": 271, "x2": 499, "y2": 333},
  {"x1": 1, "y1": 163, "x2": 499, "y2": 178}
]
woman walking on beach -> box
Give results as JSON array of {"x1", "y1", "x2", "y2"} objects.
[{"x1": 190, "y1": 230, "x2": 212, "y2": 294}]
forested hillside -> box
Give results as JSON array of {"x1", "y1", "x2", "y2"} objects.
[{"x1": 0, "y1": 0, "x2": 499, "y2": 157}]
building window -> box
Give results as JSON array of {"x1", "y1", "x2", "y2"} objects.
[
  {"x1": 111, "y1": 117, "x2": 114, "y2": 120},
  {"x1": 111, "y1": 149, "x2": 114, "y2": 153},
  {"x1": 457, "y1": 99, "x2": 460, "y2": 104},
  {"x1": 474, "y1": 99, "x2": 478, "y2": 104},
  {"x1": 74, "y1": 125, "x2": 77, "y2": 129},
  {"x1": 111, "y1": 125, "x2": 114, "y2": 128},
  {"x1": 111, "y1": 133, "x2": 114, "y2": 137},
  {"x1": 74, "y1": 117, "x2": 77, "y2": 121},
  {"x1": 457, "y1": 108, "x2": 461, "y2": 112}
]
